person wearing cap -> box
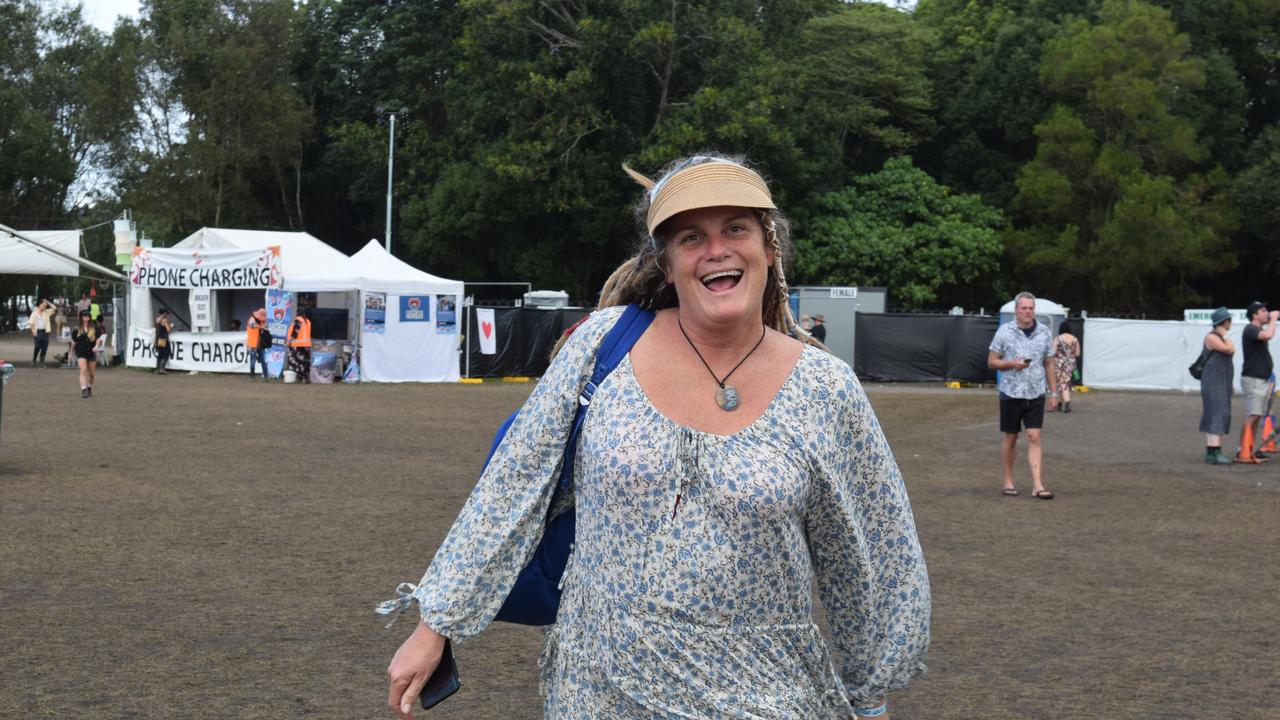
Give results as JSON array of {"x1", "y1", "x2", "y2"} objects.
[
  {"x1": 1238, "y1": 301, "x2": 1278, "y2": 461},
  {"x1": 1199, "y1": 307, "x2": 1236, "y2": 465},
  {"x1": 384, "y1": 154, "x2": 929, "y2": 720},
  {"x1": 70, "y1": 310, "x2": 99, "y2": 398},
  {"x1": 810, "y1": 313, "x2": 827, "y2": 343}
]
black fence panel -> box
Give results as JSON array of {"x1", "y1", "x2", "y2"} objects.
[
  {"x1": 464, "y1": 307, "x2": 589, "y2": 378},
  {"x1": 946, "y1": 315, "x2": 1000, "y2": 383},
  {"x1": 855, "y1": 313, "x2": 1000, "y2": 383}
]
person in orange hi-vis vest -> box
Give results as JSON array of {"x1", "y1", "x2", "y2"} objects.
[{"x1": 287, "y1": 308, "x2": 313, "y2": 383}]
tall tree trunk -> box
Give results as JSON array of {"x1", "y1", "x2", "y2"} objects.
[
  {"x1": 275, "y1": 161, "x2": 294, "y2": 230},
  {"x1": 294, "y1": 148, "x2": 304, "y2": 228},
  {"x1": 648, "y1": 0, "x2": 679, "y2": 136}
]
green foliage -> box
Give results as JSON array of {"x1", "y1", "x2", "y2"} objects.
[
  {"x1": 784, "y1": 3, "x2": 936, "y2": 188},
  {"x1": 1, "y1": 0, "x2": 1274, "y2": 312},
  {"x1": 118, "y1": 0, "x2": 313, "y2": 242},
  {"x1": 1230, "y1": 126, "x2": 1280, "y2": 277},
  {"x1": 1010, "y1": 0, "x2": 1236, "y2": 312},
  {"x1": 797, "y1": 157, "x2": 1004, "y2": 308}
]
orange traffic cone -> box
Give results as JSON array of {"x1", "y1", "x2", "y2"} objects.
[
  {"x1": 1235, "y1": 422, "x2": 1268, "y2": 464},
  {"x1": 1260, "y1": 415, "x2": 1278, "y2": 453}
]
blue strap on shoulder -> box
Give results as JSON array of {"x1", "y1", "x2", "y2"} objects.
[{"x1": 558, "y1": 305, "x2": 654, "y2": 492}]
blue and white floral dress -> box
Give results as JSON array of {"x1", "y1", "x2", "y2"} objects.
[{"x1": 404, "y1": 307, "x2": 930, "y2": 717}]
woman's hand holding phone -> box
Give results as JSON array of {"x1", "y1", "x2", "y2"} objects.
[{"x1": 387, "y1": 620, "x2": 446, "y2": 719}]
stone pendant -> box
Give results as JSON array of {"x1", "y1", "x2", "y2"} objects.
[{"x1": 715, "y1": 384, "x2": 740, "y2": 412}]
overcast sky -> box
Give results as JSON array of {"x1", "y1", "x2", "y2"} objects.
[
  {"x1": 74, "y1": 0, "x2": 912, "y2": 33},
  {"x1": 72, "y1": 0, "x2": 139, "y2": 32}
]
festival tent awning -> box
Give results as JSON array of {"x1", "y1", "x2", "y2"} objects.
[
  {"x1": 0, "y1": 229, "x2": 83, "y2": 276},
  {"x1": 172, "y1": 228, "x2": 351, "y2": 291},
  {"x1": 346, "y1": 239, "x2": 464, "y2": 296}
]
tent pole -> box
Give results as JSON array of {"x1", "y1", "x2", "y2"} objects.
[
  {"x1": 0, "y1": 223, "x2": 126, "y2": 281},
  {"x1": 464, "y1": 297, "x2": 470, "y2": 379}
]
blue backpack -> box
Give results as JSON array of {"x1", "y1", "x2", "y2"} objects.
[{"x1": 491, "y1": 305, "x2": 654, "y2": 626}]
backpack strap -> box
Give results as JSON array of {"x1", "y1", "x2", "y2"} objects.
[
  {"x1": 558, "y1": 305, "x2": 654, "y2": 491},
  {"x1": 578, "y1": 304, "x2": 655, "y2": 407}
]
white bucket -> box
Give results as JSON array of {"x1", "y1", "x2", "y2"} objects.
[{"x1": 283, "y1": 370, "x2": 297, "y2": 384}]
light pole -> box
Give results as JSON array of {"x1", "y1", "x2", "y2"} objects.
[{"x1": 378, "y1": 105, "x2": 407, "y2": 254}]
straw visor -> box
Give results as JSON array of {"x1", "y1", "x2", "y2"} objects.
[{"x1": 644, "y1": 161, "x2": 776, "y2": 237}]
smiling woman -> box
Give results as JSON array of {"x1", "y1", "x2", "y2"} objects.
[{"x1": 384, "y1": 154, "x2": 930, "y2": 720}]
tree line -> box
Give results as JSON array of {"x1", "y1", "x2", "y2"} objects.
[{"x1": 2, "y1": 0, "x2": 1276, "y2": 315}]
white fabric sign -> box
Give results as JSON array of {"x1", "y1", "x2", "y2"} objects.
[
  {"x1": 476, "y1": 308, "x2": 496, "y2": 355},
  {"x1": 1083, "y1": 317, "x2": 1280, "y2": 392},
  {"x1": 130, "y1": 246, "x2": 281, "y2": 289},
  {"x1": 127, "y1": 329, "x2": 254, "y2": 373},
  {"x1": 190, "y1": 289, "x2": 212, "y2": 329},
  {"x1": 359, "y1": 293, "x2": 462, "y2": 383}
]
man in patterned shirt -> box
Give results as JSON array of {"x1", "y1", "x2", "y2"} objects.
[{"x1": 988, "y1": 292, "x2": 1058, "y2": 499}]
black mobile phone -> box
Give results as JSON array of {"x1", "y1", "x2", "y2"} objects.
[{"x1": 419, "y1": 639, "x2": 460, "y2": 710}]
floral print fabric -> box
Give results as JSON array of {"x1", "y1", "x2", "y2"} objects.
[
  {"x1": 407, "y1": 306, "x2": 930, "y2": 717},
  {"x1": 989, "y1": 321, "x2": 1056, "y2": 399}
]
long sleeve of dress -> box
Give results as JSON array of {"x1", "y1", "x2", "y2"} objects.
[
  {"x1": 409, "y1": 307, "x2": 624, "y2": 641},
  {"x1": 805, "y1": 362, "x2": 930, "y2": 708}
]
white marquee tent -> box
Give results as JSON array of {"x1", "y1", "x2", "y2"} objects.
[
  {"x1": 127, "y1": 230, "x2": 463, "y2": 382},
  {"x1": 174, "y1": 227, "x2": 350, "y2": 290},
  {"x1": 345, "y1": 240, "x2": 463, "y2": 383},
  {"x1": 0, "y1": 230, "x2": 83, "y2": 276}
]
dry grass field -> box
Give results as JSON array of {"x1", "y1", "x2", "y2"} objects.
[{"x1": 1, "y1": 332, "x2": 1276, "y2": 719}]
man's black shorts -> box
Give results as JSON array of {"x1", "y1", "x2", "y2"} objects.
[{"x1": 999, "y1": 394, "x2": 1045, "y2": 433}]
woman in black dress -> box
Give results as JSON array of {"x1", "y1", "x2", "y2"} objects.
[
  {"x1": 1199, "y1": 307, "x2": 1235, "y2": 465},
  {"x1": 70, "y1": 310, "x2": 99, "y2": 398},
  {"x1": 155, "y1": 309, "x2": 173, "y2": 374}
]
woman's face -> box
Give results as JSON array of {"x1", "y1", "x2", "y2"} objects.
[{"x1": 661, "y1": 205, "x2": 774, "y2": 328}]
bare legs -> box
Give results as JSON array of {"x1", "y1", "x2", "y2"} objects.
[
  {"x1": 77, "y1": 357, "x2": 96, "y2": 393},
  {"x1": 1002, "y1": 429, "x2": 1047, "y2": 494},
  {"x1": 1001, "y1": 432, "x2": 1018, "y2": 492}
]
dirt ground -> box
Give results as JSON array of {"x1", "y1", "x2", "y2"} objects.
[{"x1": 0, "y1": 331, "x2": 1276, "y2": 720}]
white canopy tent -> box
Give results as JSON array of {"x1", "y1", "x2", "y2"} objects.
[
  {"x1": 345, "y1": 240, "x2": 463, "y2": 383},
  {"x1": 128, "y1": 228, "x2": 353, "y2": 374},
  {"x1": 173, "y1": 228, "x2": 350, "y2": 290},
  {"x1": 0, "y1": 229, "x2": 83, "y2": 276},
  {"x1": 998, "y1": 297, "x2": 1068, "y2": 334},
  {"x1": 127, "y1": 231, "x2": 463, "y2": 382}
]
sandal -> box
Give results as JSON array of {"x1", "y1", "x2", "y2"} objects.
[
  {"x1": 1002, "y1": 488, "x2": 1019, "y2": 497},
  {"x1": 1032, "y1": 489, "x2": 1055, "y2": 500}
]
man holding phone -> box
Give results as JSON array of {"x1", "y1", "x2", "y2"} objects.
[{"x1": 988, "y1": 292, "x2": 1058, "y2": 499}]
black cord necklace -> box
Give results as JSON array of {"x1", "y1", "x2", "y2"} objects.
[{"x1": 677, "y1": 315, "x2": 767, "y2": 412}]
